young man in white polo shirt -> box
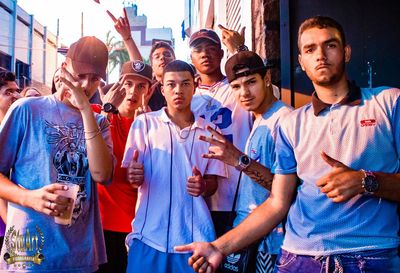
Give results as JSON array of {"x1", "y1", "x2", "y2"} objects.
[
  {"x1": 122, "y1": 60, "x2": 226, "y2": 272},
  {"x1": 176, "y1": 16, "x2": 400, "y2": 273}
]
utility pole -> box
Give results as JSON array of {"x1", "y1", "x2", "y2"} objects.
[{"x1": 81, "y1": 12, "x2": 84, "y2": 37}]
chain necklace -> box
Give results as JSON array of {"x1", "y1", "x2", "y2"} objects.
[
  {"x1": 174, "y1": 121, "x2": 194, "y2": 140},
  {"x1": 198, "y1": 77, "x2": 228, "y2": 109}
]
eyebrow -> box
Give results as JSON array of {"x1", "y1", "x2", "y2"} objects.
[{"x1": 303, "y1": 37, "x2": 341, "y2": 49}]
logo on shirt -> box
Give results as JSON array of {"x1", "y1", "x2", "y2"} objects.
[
  {"x1": 360, "y1": 119, "x2": 376, "y2": 127},
  {"x1": 3, "y1": 225, "x2": 45, "y2": 268}
]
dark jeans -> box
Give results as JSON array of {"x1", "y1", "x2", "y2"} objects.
[
  {"x1": 95, "y1": 230, "x2": 128, "y2": 273},
  {"x1": 274, "y1": 248, "x2": 400, "y2": 273}
]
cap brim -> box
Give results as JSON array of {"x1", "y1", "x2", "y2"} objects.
[
  {"x1": 189, "y1": 37, "x2": 220, "y2": 47},
  {"x1": 71, "y1": 60, "x2": 107, "y2": 80},
  {"x1": 119, "y1": 73, "x2": 152, "y2": 83}
]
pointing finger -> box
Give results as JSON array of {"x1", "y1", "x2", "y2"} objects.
[{"x1": 106, "y1": 10, "x2": 117, "y2": 23}]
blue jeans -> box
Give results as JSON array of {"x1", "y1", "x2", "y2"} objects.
[{"x1": 273, "y1": 248, "x2": 400, "y2": 273}]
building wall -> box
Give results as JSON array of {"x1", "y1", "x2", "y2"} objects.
[{"x1": 0, "y1": 0, "x2": 58, "y2": 90}]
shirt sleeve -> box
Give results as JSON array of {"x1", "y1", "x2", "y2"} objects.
[
  {"x1": 391, "y1": 89, "x2": 400, "y2": 169},
  {"x1": 121, "y1": 115, "x2": 147, "y2": 168},
  {"x1": 0, "y1": 101, "x2": 27, "y2": 175},
  {"x1": 271, "y1": 122, "x2": 297, "y2": 175}
]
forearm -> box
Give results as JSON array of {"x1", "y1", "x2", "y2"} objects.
[
  {"x1": 0, "y1": 198, "x2": 7, "y2": 223},
  {"x1": 124, "y1": 37, "x2": 143, "y2": 61},
  {"x1": 213, "y1": 196, "x2": 288, "y2": 256},
  {"x1": 0, "y1": 173, "x2": 30, "y2": 207},
  {"x1": 81, "y1": 108, "x2": 113, "y2": 184},
  {"x1": 373, "y1": 172, "x2": 400, "y2": 201},
  {"x1": 243, "y1": 160, "x2": 273, "y2": 191}
]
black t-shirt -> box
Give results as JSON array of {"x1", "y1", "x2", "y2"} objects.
[{"x1": 148, "y1": 80, "x2": 166, "y2": 111}]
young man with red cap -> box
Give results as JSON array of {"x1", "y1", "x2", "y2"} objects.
[
  {"x1": 0, "y1": 36, "x2": 114, "y2": 272},
  {"x1": 93, "y1": 60, "x2": 153, "y2": 273},
  {"x1": 189, "y1": 28, "x2": 253, "y2": 237}
]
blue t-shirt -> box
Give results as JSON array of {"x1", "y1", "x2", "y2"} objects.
[
  {"x1": 272, "y1": 86, "x2": 400, "y2": 255},
  {"x1": 233, "y1": 100, "x2": 292, "y2": 254},
  {"x1": 0, "y1": 96, "x2": 110, "y2": 272}
]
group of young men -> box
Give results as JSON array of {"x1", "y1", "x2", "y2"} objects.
[{"x1": 0, "y1": 14, "x2": 398, "y2": 273}]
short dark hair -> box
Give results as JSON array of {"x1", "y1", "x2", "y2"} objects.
[
  {"x1": 149, "y1": 41, "x2": 175, "y2": 64},
  {"x1": 162, "y1": 60, "x2": 195, "y2": 81},
  {"x1": 298, "y1": 16, "x2": 346, "y2": 51},
  {"x1": 0, "y1": 71, "x2": 16, "y2": 89}
]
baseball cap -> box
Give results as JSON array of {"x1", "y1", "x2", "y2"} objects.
[
  {"x1": 189, "y1": 29, "x2": 221, "y2": 47},
  {"x1": 120, "y1": 60, "x2": 153, "y2": 83},
  {"x1": 225, "y1": 51, "x2": 267, "y2": 83},
  {"x1": 66, "y1": 36, "x2": 108, "y2": 80}
]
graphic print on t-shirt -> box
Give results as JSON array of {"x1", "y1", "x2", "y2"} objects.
[{"x1": 45, "y1": 120, "x2": 88, "y2": 224}]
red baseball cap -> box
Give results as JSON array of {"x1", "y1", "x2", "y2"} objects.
[
  {"x1": 189, "y1": 29, "x2": 221, "y2": 47},
  {"x1": 66, "y1": 36, "x2": 108, "y2": 80}
]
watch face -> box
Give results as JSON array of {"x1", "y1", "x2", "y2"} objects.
[
  {"x1": 241, "y1": 155, "x2": 250, "y2": 165},
  {"x1": 364, "y1": 175, "x2": 379, "y2": 192},
  {"x1": 103, "y1": 103, "x2": 117, "y2": 113}
]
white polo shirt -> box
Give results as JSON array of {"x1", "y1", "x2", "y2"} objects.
[
  {"x1": 122, "y1": 108, "x2": 227, "y2": 253},
  {"x1": 191, "y1": 77, "x2": 253, "y2": 211},
  {"x1": 272, "y1": 84, "x2": 400, "y2": 255}
]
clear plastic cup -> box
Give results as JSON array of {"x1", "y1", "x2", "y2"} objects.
[{"x1": 54, "y1": 183, "x2": 80, "y2": 225}]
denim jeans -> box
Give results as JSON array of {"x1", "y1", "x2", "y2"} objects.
[{"x1": 273, "y1": 248, "x2": 400, "y2": 273}]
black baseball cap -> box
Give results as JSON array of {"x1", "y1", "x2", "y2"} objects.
[
  {"x1": 225, "y1": 51, "x2": 267, "y2": 83},
  {"x1": 189, "y1": 29, "x2": 221, "y2": 47}
]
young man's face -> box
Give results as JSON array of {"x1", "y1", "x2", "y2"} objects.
[
  {"x1": 121, "y1": 75, "x2": 150, "y2": 111},
  {"x1": 190, "y1": 40, "x2": 223, "y2": 75},
  {"x1": 61, "y1": 60, "x2": 101, "y2": 99},
  {"x1": 162, "y1": 71, "x2": 195, "y2": 112},
  {"x1": 0, "y1": 81, "x2": 21, "y2": 114},
  {"x1": 298, "y1": 27, "x2": 351, "y2": 87},
  {"x1": 151, "y1": 47, "x2": 175, "y2": 79},
  {"x1": 230, "y1": 73, "x2": 272, "y2": 113}
]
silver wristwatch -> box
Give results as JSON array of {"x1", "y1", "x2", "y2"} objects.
[{"x1": 235, "y1": 154, "x2": 251, "y2": 171}]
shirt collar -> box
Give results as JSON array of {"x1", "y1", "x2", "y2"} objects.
[
  {"x1": 312, "y1": 81, "x2": 362, "y2": 116},
  {"x1": 159, "y1": 107, "x2": 204, "y2": 129}
]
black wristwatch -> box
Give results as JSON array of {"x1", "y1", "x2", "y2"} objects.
[
  {"x1": 237, "y1": 44, "x2": 249, "y2": 52},
  {"x1": 102, "y1": 103, "x2": 119, "y2": 114},
  {"x1": 361, "y1": 170, "x2": 379, "y2": 193},
  {"x1": 235, "y1": 154, "x2": 251, "y2": 171}
]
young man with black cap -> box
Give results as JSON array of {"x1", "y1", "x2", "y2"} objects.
[
  {"x1": 93, "y1": 60, "x2": 153, "y2": 273},
  {"x1": 176, "y1": 16, "x2": 400, "y2": 273},
  {"x1": 189, "y1": 29, "x2": 253, "y2": 237},
  {"x1": 0, "y1": 36, "x2": 114, "y2": 272},
  {"x1": 121, "y1": 60, "x2": 227, "y2": 273},
  {"x1": 195, "y1": 51, "x2": 292, "y2": 273}
]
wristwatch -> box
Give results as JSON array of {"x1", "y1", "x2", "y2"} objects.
[
  {"x1": 237, "y1": 44, "x2": 249, "y2": 52},
  {"x1": 102, "y1": 103, "x2": 119, "y2": 114},
  {"x1": 361, "y1": 170, "x2": 379, "y2": 193},
  {"x1": 235, "y1": 154, "x2": 251, "y2": 171}
]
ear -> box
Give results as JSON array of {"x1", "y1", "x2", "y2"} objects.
[
  {"x1": 160, "y1": 83, "x2": 166, "y2": 97},
  {"x1": 218, "y1": 48, "x2": 224, "y2": 59},
  {"x1": 298, "y1": 54, "x2": 305, "y2": 71},
  {"x1": 263, "y1": 71, "x2": 272, "y2": 87},
  {"x1": 344, "y1": 45, "x2": 351, "y2": 63}
]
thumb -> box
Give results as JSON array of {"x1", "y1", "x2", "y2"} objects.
[
  {"x1": 192, "y1": 166, "x2": 202, "y2": 176},
  {"x1": 174, "y1": 243, "x2": 195, "y2": 253},
  {"x1": 132, "y1": 149, "x2": 139, "y2": 163},
  {"x1": 240, "y1": 26, "x2": 246, "y2": 38},
  {"x1": 321, "y1": 151, "x2": 346, "y2": 168}
]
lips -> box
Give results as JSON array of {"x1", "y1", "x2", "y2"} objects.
[{"x1": 316, "y1": 63, "x2": 330, "y2": 70}]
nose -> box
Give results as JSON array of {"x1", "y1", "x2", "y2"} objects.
[
  {"x1": 315, "y1": 46, "x2": 327, "y2": 61},
  {"x1": 173, "y1": 84, "x2": 184, "y2": 95},
  {"x1": 80, "y1": 76, "x2": 92, "y2": 90}
]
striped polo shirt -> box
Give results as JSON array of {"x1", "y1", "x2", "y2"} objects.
[{"x1": 272, "y1": 83, "x2": 400, "y2": 255}]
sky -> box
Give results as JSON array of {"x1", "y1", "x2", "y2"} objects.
[{"x1": 17, "y1": 0, "x2": 189, "y2": 80}]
